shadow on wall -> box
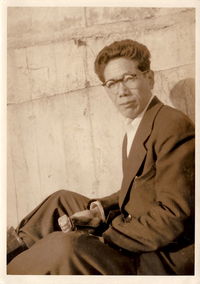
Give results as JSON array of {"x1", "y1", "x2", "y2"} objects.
[{"x1": 169, "y1": 78, "x2": 195, "y2": 123}]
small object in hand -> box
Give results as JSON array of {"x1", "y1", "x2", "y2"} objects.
[{"x1": 58, "y1": 215, "x2": 75, "y2": 233}]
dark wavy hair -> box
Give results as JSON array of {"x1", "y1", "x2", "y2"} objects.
[{"x1": 94, "y1": 39, "x2": 151, "y2": 83}]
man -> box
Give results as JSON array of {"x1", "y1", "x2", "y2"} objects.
[{"x1": 7, "y1": 39, "x2": 195, "y2": 275}]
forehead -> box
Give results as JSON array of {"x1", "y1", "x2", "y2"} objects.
[{"x1": 103, "y1": 57, "x2": 139, "y2": 81}]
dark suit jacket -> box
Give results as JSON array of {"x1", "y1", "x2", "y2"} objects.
[{"x1": 98, "y1": 96, "x2": 195, "y2": 275}]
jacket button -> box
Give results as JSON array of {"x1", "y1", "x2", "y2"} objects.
[
  {"x1": 127, "y1": 214, "x2": 132, "y2": 221},
  {"x1": 123, "y1": 214, "x2": 132, "y2": 223}
]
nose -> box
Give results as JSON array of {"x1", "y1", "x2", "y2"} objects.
[{"x1": 117, "y1": 82, "x2": 129, "y2": 97}]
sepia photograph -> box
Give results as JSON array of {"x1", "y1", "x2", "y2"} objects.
[{"x1": 1, "y1": 0, "x2": 200, "y2": 283}]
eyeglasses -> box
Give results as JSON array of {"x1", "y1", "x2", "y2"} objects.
[{"x1": 102, "y1": 72, "x2": 147, "y2": 91}]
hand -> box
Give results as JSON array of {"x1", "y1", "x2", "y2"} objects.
[
  {"x1": 58, "y1": 213, "x2": 97, "y2": 234},
  {"x1": 58, "y1": 202, "x2": 105, "y2": 233},
  {"x1": 71, "y1": 208, "x2": 102, "y2": 228},
  {"x1": 58, "y1": 207, "x2": 102, "y2": 232}
]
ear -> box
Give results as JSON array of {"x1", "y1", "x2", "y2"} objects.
[
  {"x1": 145, "y1": 70, "x2": 154, "y2": 89},
  {"x1": 147, "y1": 70, "x2": 154, "y2": 90}
]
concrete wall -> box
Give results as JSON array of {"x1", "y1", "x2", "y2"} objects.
[{"x1": 7, "y1": 7, "x2": 195, "y2": 227}]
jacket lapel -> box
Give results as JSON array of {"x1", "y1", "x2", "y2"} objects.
[{"x1": 119, "y1": 96, "x2": 163, "y2": 209}]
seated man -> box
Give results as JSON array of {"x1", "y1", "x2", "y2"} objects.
[{"x1": 7, "y1": 39, "x2": 195, "y2": 275}]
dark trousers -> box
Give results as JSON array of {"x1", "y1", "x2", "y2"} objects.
[{"x1": 7, "y1": 190, "x2": 139, "y2": 275}]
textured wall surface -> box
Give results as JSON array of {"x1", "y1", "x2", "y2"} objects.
[{"x1": 7, "y1": 7, "x2": 195, "y2": 227}]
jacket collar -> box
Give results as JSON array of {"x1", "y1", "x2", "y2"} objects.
[{"x1": 119, "y1": 96, "x2": 164, "y2": 208}]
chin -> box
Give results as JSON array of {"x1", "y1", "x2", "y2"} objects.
[
  {"x1": 119, "y1": 104, "x2": 141, "y2": 119},
  {"x1": 121, "y1": 111, "x2": 137, "y2": 119}
]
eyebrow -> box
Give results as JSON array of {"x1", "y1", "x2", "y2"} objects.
[{"x1": 104, "y1": 72, "x2": 135, "y2": 84}]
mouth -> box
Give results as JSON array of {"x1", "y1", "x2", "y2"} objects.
[{"x1": 120, "y1": 101, "x2": 137, "y2": 108}]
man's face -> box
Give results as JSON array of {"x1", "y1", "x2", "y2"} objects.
[{"x1": 103, "y1": 57, "x2": 154, "y2": 119}]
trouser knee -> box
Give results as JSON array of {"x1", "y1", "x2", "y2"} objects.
[
  {"x1": 41, "y1": 231, "x2": 77, "y2": 258},
  {"x1": 49, "y1": 189, "x2": 71, "y2": 200},
  {"x1": 7, "y1": 231, "x2": 81, "y2": 275}
]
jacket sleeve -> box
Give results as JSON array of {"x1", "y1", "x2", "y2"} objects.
[{"x1": 103, "y1": 115, "x2": 195, "y2": 252}]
